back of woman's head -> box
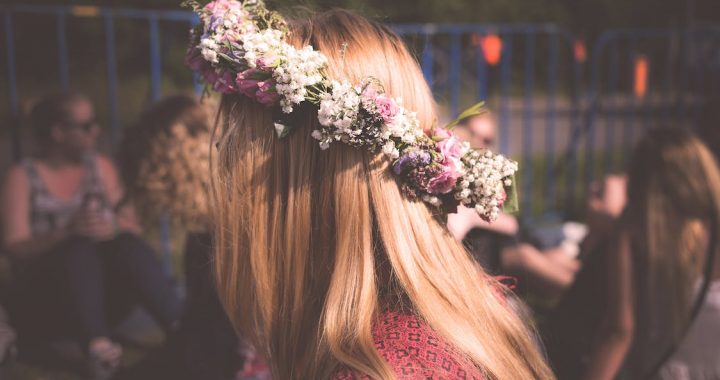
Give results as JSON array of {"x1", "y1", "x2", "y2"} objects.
[
  {"x1": 212, "y1": 9, "x2": 552, "y2": 380},
  {"x1": 119, "y1": 94, "x2": 213, "y2": 230},
  {"x1": 627, "y1": 127, "x2": 720, "y2": 221},
  {"x1": 625, "y1": 127, "x2": 720, "y2": 369}
]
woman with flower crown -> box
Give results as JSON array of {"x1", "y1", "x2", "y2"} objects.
[{"x1": 186, "y1": 1, "x2": 555, "y2": 378}]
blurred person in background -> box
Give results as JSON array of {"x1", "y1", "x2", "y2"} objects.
[
  {"x1": 551, "y1": 128, "x2": 720, "y2": 379},
  {"x1": 449, "y1": 112, "x2": 581, "y2": 297},
  {"x1": 118, "y1": 94, "x2": 268, "y2": 380},
  {"x1": 0, "y1": 92, "x2": 181, "y2": 379}
]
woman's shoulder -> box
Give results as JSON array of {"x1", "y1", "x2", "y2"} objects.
[
  {"x1": 334, "y1": 311, "x2": 484, "y2": 380},
  {"x1": 2, "y1": 163, "x2": 30, "y2": 192}
]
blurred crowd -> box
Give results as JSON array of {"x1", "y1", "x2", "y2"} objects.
[{"x1": 1, "y1": 91, "x2": 719, "y2": 379}]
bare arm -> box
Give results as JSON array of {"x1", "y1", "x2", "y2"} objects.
[
  {"x1": 96, "y1": 155, "x2": 141, "y2": 234},
  {"x1": 583, "y1": 231, "x2": 635, "y2": 380},
  {"x1": 447, "y1": 205, "x2": 519, "y2": 241},
  {"x1": 1, "y1": 165, "x2": 69, "y2": 258},
  {"x1": 501, "y1": 243, "x2": 579, "y2": 295}
]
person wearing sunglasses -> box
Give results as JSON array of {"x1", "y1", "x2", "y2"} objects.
[
  {"x1": 449, "y1": 111, "x2": 581, "y2": 298},
  {"x1": 1, "y1": 92, "x2": 181, "y2": 379}
]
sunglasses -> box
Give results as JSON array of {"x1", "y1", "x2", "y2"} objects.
[{"x1": 63, "y1": 119, "x2": 98, "y2": 132}]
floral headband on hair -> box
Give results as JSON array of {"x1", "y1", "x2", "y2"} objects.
[{"x1": 184, "y1": 0, "x2": 518, "y2": 221}]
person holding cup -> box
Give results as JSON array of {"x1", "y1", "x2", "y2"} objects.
[{"x1": 1, "y1": 92, "x2": 181, "y2": 379}]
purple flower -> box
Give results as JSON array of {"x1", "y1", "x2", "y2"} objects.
[{"x1": 393, "y1": 150, "x2": 432, "y2": 175}]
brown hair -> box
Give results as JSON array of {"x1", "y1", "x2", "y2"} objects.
[
  {"x1": 211, "y1": 10, "x2": 553, "y2": 380},
  {"x1": 625, "y1": 127, "x2": 720, "y2": 372},
  {"x1": 119, "y1": 94, "x2": 214, "y2": 230},
  {"x1": 29, "y1": 92, "x2": 89, "y2": 144}
]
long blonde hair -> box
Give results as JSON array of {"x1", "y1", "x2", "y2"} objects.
[
  {"x1": 625, "y1": 127, "x2": 720, "y2": 373},
  {"x1": 211, "y1": 9, "x2": 553, "y2": 380}
]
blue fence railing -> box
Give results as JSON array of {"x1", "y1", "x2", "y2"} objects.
[{"x1": 2, "y1": 5, "x2": 720, "y2": 224}]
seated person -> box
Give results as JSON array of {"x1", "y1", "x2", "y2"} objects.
[
  {"x1": 117, "y1": 94, "x2": 266, "y2": 380},
  {"x1": 449, "y1": 111, "x2": 580, "y2": 297},
  {"x1": 0, "y1": 92, "x2": 181, "y2": 378}
]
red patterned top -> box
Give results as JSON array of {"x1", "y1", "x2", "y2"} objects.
[{"x1": 333, "y1": 312, "x2": 484, "y2": 380}]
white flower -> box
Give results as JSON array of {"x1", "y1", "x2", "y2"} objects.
[
  {"x1": 382, "y1": 141, "x2": 399, "y2": 159},
  {"x1": 274, "y1": 123, "x2": 288, "y2": 137}
]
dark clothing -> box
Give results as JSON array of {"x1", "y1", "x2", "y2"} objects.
[
  {"x1": 115, "y1": 233, "x2": 241, "y2": 380},
  {"x1": 462, "y1": 228, "x2": 517, "y2": 274},
  {"x1": 179, "y1": 232, "x2": 240, "y2": 380},
  {"x1": 542, "y1": 240, "x2": 609, "y2": 379},
  {"x1": 11, "y1": 233, "x2": 181, "y2": 347}
]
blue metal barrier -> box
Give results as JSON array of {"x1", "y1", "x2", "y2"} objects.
[
  {"x1": 3, "y1": 5, "x2": 720, "y2": 227},
  {"x1": 1, "y1": 5, "x2": 198, "y2": 272},
  {"x1": 393, "y1": 24, "x2": 580, "y2": 217},
  {"x1": 578, "y1": 28, "x2": 720, "y2": 212}
]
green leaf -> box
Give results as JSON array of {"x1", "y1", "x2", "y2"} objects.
[
  {"x1": 444, "y1": 101, "x2": 488, "y2": 130},
  {"x1": 502, "y1": 173, "x2": 519, "y2": 215}
]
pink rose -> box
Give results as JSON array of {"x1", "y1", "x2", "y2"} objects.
[
  {"x1": 427, "y1": 167, "x2": 462, "y2": 194},
  {"x1": 498, "y1": 187, "x2": 507, "y2": 207},
  {"x1": 237, "y1": 80, "x2": 259, "y2": 97},
  {"x1": 255, "y1": 80, "x2": 280, "y2": 105},
  {"x1": 432, "y1": 127, "x2": 452, "y2": 140},
  {"x1": 214, "y1": 71, "x2": 238, "y2": 94},
  {"x1": 236, "y1": 69, "x2": 262, "y2": 97},
  {"x1": 375, "y1": 94, "x2": 399, "y2": 122},
  {"x1": 437, "y1": 135, "x2": 465, "y2": 161},
  {"x1": 434, "y1": 128, "x2": 466, "y2": 163}
]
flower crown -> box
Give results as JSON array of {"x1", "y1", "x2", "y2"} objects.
[{"x1": 184, "y1": 0, "x2": 518, "y2": 221}]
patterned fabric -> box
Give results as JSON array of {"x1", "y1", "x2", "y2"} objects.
[
  {"x1": 333, "y1": 312, "x2": 484, "y2": 380},
  {"x1": 23, "y1": 154, "x2": 109, "y2": 234}
]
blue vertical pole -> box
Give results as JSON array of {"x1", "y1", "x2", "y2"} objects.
[
  {"x1": 677, "y1": 30, "x2": 689, "y2": 125},
  {"x1": 604, "y1": 47, "x2": 619, "y2": 173},
  {"x1": 149, "y1": 15, "x2": 171, "y2": 274},
  {"x1": 499, "y1": 33, "x2": 513, "y2": 155},
  {"x1": 57, "y1": 11, "x2": 69, "y2": 91},
  {"x1": 476, "y1": 36, "x2": 488, "y2": 101},
  {"x1": 567, "y1": 57, "x2": 583, "y2": 213},
  {"x1": 104, "y1": 14, "x2": 120, "y2": 144},
  {"x1": 4, "y1": 11, "x2": 21, "y2": 161},
  {"x1": 545, "y1": 33, "x2": 558, "y2": 212},
  {"x1": 190, "y1": 19, "x2": 204, "y2": 95},
  {"x1": 522, "y1": 31, "x2": 535, "y2": 214},
  {"x1": 449, "y1": 33, "x2": 462, "y2": 117},
  {"x1": 664, "y1": 35, "x2": 674, "y2": 124},
  {"x1": 422, "y1": 31, "x2": 434, "y2": 92},
  {"x1": 149, "y1": 16, "x2": 162, "y2": 102},
  {"x1": 623, "y1": 47, "x2": 636, "y2": 165}
]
